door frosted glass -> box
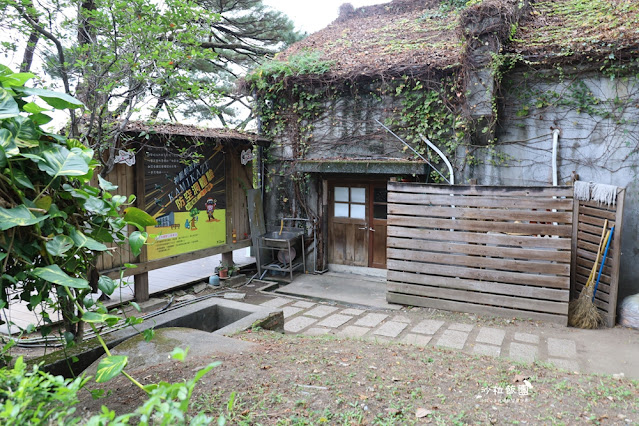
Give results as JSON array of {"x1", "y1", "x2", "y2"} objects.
[
  {"x1": 334, "y1": 202, "x2": 349, "y2": 217},
  {"x1": 350, "y1": 204, "x2": 365, "y2": 219},
  {"x1": 335, "y1": 187, "x2": 349, "y2": 202},
  {"x1": 351, "y1": 187, "x2": 366, "y2": 203}
]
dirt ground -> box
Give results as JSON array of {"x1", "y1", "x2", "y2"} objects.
[{"x1": 76, "y1": 330, "x2": 639, "y2": 425}]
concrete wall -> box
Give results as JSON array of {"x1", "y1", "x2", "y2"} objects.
[{"x1": 460, "y1": 70, "x2": 639, "y2": 303}]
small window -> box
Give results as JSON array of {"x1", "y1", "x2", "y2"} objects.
[{"x1": 333, "y1": 186, "x2": 366, "y2": 219}]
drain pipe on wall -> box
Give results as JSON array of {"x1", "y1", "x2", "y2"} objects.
[{"x1": 551, "y1": 128, "x2": 560, "y2": 187}]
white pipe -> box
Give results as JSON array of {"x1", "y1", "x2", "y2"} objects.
[
  {"x1": 551, "y1": 129, "x2": 560, "y2": 233},
  {"x1": 552, "y1": 129, "x2": 560, "y2": 187},
  {"x1": 419, "y1": 134, "x2": 454, "y2": 185}
]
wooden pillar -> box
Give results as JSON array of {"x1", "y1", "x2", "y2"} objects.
[
  {"x1": 134, "y1": 149, "x2": 150, "y2": 302},
  {"x1": 222, "y1": 251, "x2": 234, "y2": 267}
]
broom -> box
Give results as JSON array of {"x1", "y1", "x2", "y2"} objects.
[{"x1": 568, "y1": 219, "x2": 608, "y2": 328}]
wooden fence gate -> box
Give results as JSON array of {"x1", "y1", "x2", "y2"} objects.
[{"x1": 386, "y1": 183, "x2": 574, "y2": 324}]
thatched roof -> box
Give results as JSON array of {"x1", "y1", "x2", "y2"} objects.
[
  {"x1": 270, "y1": 0, "x2": 639, "y2": 82},
  {"x1": 123, "y1": 121, "x2": 269, "y2": 144}
]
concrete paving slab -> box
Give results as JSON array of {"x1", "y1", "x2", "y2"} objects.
[
  {"x1": 401, "y1": 333, "x2": 432, "y2": 346},
  {"x1": 509, "y1": 342, "x2": 538, "y2": 363},
  {"x1": 304, "y1": 305, "x2": 339, "y2": 318},
  {"x1": 473, "y1": 344, "x2": 501, "y2": 357},
  {"x1": 547, "y1": 338, "x2": 577, "y2": 358},
  {"x1": 391, "y1": 315, "x2": 412, "y2": 323},
  {"x1": 355, "y1": 313, "x2": 388, "y2": 327},
  {"x1": 291, "y1": 301, "x2": 315, "y2": 309},
  {"x1": 374, "y1": 321, "x2": 408, "y2": 337},
  {"x1": 284, "y1": 316, "x2": 317, "y2": 333},
  {"x1": 260, "y1": 297, "x2": 292, "y2": 308},
  {"x1": 436, "y1": 330, "x2": 469, "y2": 349},
  {"x1": 448, "y1": 322, "x2": 474, "y2": 332},
  {"x1": 411, "y1": 319, "x2": 445, "y2": 335},
  {"x1": 514, "y1": 332, "x2": 540, "y2": 344},
  {"x1": 305, "y1": 327, "x2": 331, "y2": 336},
  {"x1": 341, "y1": 308, "x2": 365, "y2": 316},
  {"x1": 475, "y1": 327, "x2": 506, "y2": 346},
  {"x1": 549, "y1": 358, "x2": 579, "y2": 372},
  {"x1": 338, "y1": 326, "x2": 371, "y2": 338},
  {"x1": 317, "y1": 314, "x2": 353, "y2": 328},
  {"x1": 283, "y1": 307, "x2": 304, "y2": 318},
  {"x1": 274, "y1": 272, "x2": 400, "y2": 310}
]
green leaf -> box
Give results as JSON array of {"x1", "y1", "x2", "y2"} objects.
[
  {"x1": 98, "y1": 175, "x2": 118, "y2": 191},
  {"x1": 142, "y1": 329, "x2": 155, "y2": 342},
  {"x1": 22, "y1": 101, "x2": 48, "y2": 114},
  {"x1": 1, "y1": 72, "x2": 35, "y2": 87},
  {"x1": 30, "y1": 113, "x2": 53, "y2": 126},
  {"x1": 3, "y1": 116, "x2": 39, "y2": 147},
  {"x1": 123, "y1": 207, "x2": 157, "y2": 228},
  {"x1": 0, "y1": 88, "x2": 19, "y2": 118},
  {"x1": 35, "y1": 195, "x2": 52, "y2": 212},
  {"x1": 45, "y1": 235, "x2": 74, "y2": 256},
  {"x1": 69, "y1": 228, "x2": 108, "y2": 251},
  {"x1": 82, "y1": 311, "x2": 121, "y2": 326},
  {"x1": 38, "y1": 145, "x2": 90, "y2": 178},
  {"x1": 0, "y1": 128, "x2": 19, "y2": 158},
  {"x1": 130, "y1": 301, "x2": 141, "y2": 312},
  {"x1": 0, "y1": 205, "x2": 49, "y2": 231},
  {"x1": 124, "y1": 263, "x2": 137, "y2": 269},
  {"x1": 11, "y1": 169, "x2": 34, "y2": 190},
  {"x1": 97, "y1": 276, "x2": 117, "y2": 295},
  {"x1": 95, "y1": 355, "x2": 128, "y2": 383},
  {"x1": 171, "y1": 347, "x2": 189, "y2": 361},
  {"x1": 32, "y1": 265, "x2": 89, "y2": 289},
  {"x1": 18, "y1": 87, "x2": 85, "y2": 110},
  {"x1": 128, "y1": 231, "x2": 147, "y2": 257},
  {"x1": 192, "y1": 361, "x2": 221, "y2": 383}
]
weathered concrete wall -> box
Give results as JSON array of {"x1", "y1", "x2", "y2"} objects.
[{"x1": 461, "y1": 70, "x2": 639, "y2": 303}]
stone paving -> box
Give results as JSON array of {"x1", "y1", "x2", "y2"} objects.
[{"x1": 262, "y1": 296, "x2": 581, "y2": 372}]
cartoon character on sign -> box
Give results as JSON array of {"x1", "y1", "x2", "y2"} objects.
[
  {"x1": 206, "y1": 198, "x2": 219, "y2": 222},
  {"x1": 189, "y1": 208, "x2": 199, "y2": 230}
]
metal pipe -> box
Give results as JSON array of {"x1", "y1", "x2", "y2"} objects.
[
  {"x1": 419, "y1": 134, "x2": 454, "y2": 185},
  {"x1": 374, "y1": 118, "x2": 451, "y2": 184}
]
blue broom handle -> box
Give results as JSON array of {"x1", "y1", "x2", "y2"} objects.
[{"x1": 593, "y1": 226, "x2": 614, "y2": 302}]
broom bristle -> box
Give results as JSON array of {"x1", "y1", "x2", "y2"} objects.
[{"x1": 569, "y1": 290, "x2": 602, "y2": 329}]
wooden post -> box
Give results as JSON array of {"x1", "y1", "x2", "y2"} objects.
[
  {"x1": 221, "y1": 251, "x2": 234, "y2": 267},
  {"x1": 134, "y1": 149, "x2": 150, "y2": 302}
]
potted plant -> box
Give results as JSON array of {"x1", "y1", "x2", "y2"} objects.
[{"x1": 216, "y1": 261, "x2": 230, "y2": 278}]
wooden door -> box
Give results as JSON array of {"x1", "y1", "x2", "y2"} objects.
[
  {"x1": 369, "y1": 184, "x2": 388, "y2": 269},
  {"x1": 328, "y1": 184, "x2": 369, "y2": 266},
  {"x1": 328, "y1": 182, "x2": 388, "y2": 269}
]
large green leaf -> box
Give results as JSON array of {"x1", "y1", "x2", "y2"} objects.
[
  {"x1": 0, "y1": 88, "x2": 19, "y2": 119},
  {"x1": 11, "y1": 169, "x2": 34, "y2": 190},
  {"x1": 45, "y1": 235, "x2": 75, "y2": 256},
  {"x1": 123, "y1": 207, "x2": 157, "y2": 229},
  {"x1": 18, "y1": 87, "x2": 85, "y2": 110},
  {"x1": 0, "y1": 205, "x2": 49, "y2": 231},
  {"x1": 0, "y1": 128, "x2": 19, "y2": 158},
  {"x1": 98, "y1": 175, "x2": 118, "y2": 192},
  {"x1": 1, "y1": 72, "x2": 35, "y2": 87},
  {"x1": 30, "y1": 113, "x2": 53, "y2": 126},
  {"x1": 95, "y1": 355, "x2": 128, "y2": 383},
  {"x1": 97, "y1": 275, "x2": 117, "y2": 296},
  {"x1": 32, "y1": 265, "x2": 89, "y2": 289},
  {"x1": 38, "y1": 145, "x2": 90, "y2": 178},
  {"x1": 69, "y1": 228, "x2": 109, "y2": 251},
  {"x1": 82, "y1": 311, "x2": 121, "y2": 326},
  {"x1": 3, "y1": 116, "x2": 39, "y2": 147},
  {"x1": 22, "y1": 102, "x2": 48, "y2": 114},
  {"x1": 128, "y1": 231, "x2": 148, "y2": 257}
]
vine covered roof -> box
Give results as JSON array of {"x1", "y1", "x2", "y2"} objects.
[{"x1": 269, "y1": 0, "x2": 639, "y2": 82}]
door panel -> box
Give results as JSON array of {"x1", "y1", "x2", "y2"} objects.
[
  {"x1": 369, "y1": 184, "x2": 388, "y2": 269},
  {"x1": 328, "y1": 184, "x2": 369, "y2": 267}
]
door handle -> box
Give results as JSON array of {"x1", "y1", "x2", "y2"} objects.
[
  {"x1": 369, "y1": 227, "x2": 375, "y2": 232},
  {"x1": 358, "y1": 226, "x2": 368, "y2": 230}
]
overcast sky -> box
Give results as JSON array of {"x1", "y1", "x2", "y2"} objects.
[{"x1": 263, "y1": 0, "x2": 391, "y2": 33}]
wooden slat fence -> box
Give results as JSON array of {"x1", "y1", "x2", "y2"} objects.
[
  {"x1": 386, "y1": 183, "x2": 574, "y2": 325},
  {"x1": 570, "y1": 189, "x2": 625, "y2": 327}
]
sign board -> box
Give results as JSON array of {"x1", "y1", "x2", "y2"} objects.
[{"x1": 143, "y1": 144, "x2": 226, "y2": 260}]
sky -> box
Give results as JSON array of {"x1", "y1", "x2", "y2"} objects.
[{"x1": 263, "y1": 0, "x2": 391, "y2": 33}]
